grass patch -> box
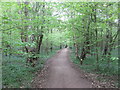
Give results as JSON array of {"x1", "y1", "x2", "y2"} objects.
[
  {"x1": 70, "y1": 49, "x2": 118, "y2": 75},
  {"x1": 2, "y1": 49, "x2": 57, "y2": 88},
  {"x1": 70, "y1": 49, "x2": 118, "y2": 87}
]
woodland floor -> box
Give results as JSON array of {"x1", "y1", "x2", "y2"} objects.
[{"x1": 31, "y1": 48, "x2": 117, "y2": 88}]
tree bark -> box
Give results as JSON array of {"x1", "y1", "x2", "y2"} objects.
[{"x1": 37, "y1": 34, "x2": 43, "y2": 54}]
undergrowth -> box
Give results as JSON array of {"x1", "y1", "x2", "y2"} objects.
[
  {"x1": 2, "y1": 50, "x2": 57, "y2": 88},
  {"x1": 70, "y1": 48, "x2": 118, "y2": 75},
  {"x1": 70, "y1": 48, "x2": 118, "y2": 87}
]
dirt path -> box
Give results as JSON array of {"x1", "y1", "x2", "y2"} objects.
[{"x1": 32, "y1": 48, "x2": 92, "y2": 88}]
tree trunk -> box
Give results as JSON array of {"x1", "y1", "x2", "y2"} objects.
[
  {"x1": 75, "y1": 43, "x2": 80, "y2": 59},
  {"x1": 93, "y1": 4, "x2": 99, "y2": 70},
  {"x1": 37, "y1": 34, "x2": 43, "y2": 54},
  {"x1": 80, "y1": 46, "x2": 86, "y2": 65}
]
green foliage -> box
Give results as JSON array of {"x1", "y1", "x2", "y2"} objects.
[
  {"x1": 2, "y1": 49, "x2": 56, "y2": 88},
  {"x1": 1, "y1": 1, "x2": 118, "y2": 88},
  {"x1": 3, "y1": 56, "x2": 32, "y2": 88},
  {"x1": 70, "y1": 48, "x2": 118, "y2": 75}
]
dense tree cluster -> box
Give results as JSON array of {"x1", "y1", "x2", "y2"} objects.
[{"x1": 1, "y1": 2, "x2": 119, "y2": 87}]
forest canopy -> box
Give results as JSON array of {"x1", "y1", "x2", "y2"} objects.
[{"x1": 1, "y1": 1, "x2": 119, "y2": 88}]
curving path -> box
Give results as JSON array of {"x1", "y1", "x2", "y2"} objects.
[{"x1": 45, "y1": 48, "x2": 92, "y2": 88}]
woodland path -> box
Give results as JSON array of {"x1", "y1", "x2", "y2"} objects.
[{"x1": 32, "y1": 48, "x2": 92, "y2": 88}]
